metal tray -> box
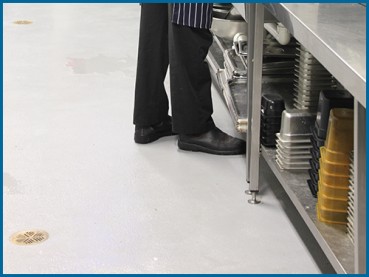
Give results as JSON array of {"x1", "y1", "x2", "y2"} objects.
[
  {"x1": 279, "y1": 109, "x2": 315, "y2": 137},
  {"x1": 279, "y1": 132, "x2": 312, "y2": 142},
  {"x1": 294, "y1": 73, "x2": 334, "y2": 82},
  {"x1": 293, "y1": 99, "x2": 318, "y2": 107},
  {"x1": 276, "y1": 156, "x2": 311, "y2": 170},
  {"x1": 276, "y1": 138, "x2": 312, "y2": 150},
  {"x1": 276, "y1": 143, "x2": 312, "y2": 155},
  {"x1": 216, "y1": 70, "x2": 248, "y2": 133},
  {"x1": 295, "y1": 56, "x2": 322, "y2": 65},
  {"x1": 276, "y1": 156, "x2": 311, "y2": 166},
  {"x1": 294, "y1": 93, "x2": 320, "y2": 102},
  {"x1": 296, "y1": 50, "x2": 314, "y2": 58},
  {"x1": 295, "y1": 63, "x2": 330, "y2": 73},
  {"x1": 295, "y1": 78, "x2": 336, "y2": 88},
  {"x1": 293, "y1": 98, "x2": 319, "y2": 107},
  {"x1": 223, "y1": 48, "x2": 247, "y2": 78},
  {"x1": 293, "y1": 84, "x2": 329, "y2": 95},
  {"x1": 294, "y1": 98, "x2": 319, "y2": 105},
  {"x1": 264, "y1": 60, "x2": 295, "y2": 69},
  {"x1": 293, "y1": 103, "x2": 318, "y2": 111},
  {"x1": 276, "y1": 149, "x2": 312, "y2": 160},
  {"x1": 293, "y1": 95, "x2": 319, "y2": 102},
  {"x1": 276, "y1": 133, "x2": 312, "y2": 146}
]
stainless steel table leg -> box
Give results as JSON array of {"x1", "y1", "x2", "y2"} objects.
[
  {"x1": 246, "y1": 4, "x2": 264, "y2": 204},
  {"x1": 245, "y1": 3, "x2": 254, "y2": 185}
]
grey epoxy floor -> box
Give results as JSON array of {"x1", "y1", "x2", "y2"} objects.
[{"x1": 4, "y1": 4, "x2": 324, "y2": 274}]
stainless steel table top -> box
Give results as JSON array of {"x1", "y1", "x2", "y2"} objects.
[
  {"x1": 264, "y1": 3, "x2": 366, "y2": 107},
  {"x1": 233, "y1": 3, "x2": 366, "y2": 107}
]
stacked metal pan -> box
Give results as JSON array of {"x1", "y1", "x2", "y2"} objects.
[
  {"x1": 294, "y1": 45, "x2": 337, "y2": 111},
  {"x1": 275, "y1": 109, "x2": 316, "y2": 170}
]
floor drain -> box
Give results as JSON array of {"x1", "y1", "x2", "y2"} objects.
[
  {"x1": 13, "y1": 20, "x2": 33, "y2": 25},
  {"x1": 10, "y1": 230, "x2": 49, "y2": 245}
]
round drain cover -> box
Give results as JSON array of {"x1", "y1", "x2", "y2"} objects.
[{"x1": 10, "y1": 230, "x2": 49, "y2": 245}]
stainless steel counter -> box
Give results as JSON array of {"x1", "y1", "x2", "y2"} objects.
[
  {"x1": 231, "y1": 3, "x2": 366, "y2": 274},
  {"x1": 264, "y1": 4, "x2": 365, "y2": 107}
]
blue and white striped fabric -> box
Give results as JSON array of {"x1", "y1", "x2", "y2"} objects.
[{"x1": 171, "y1": 3, "x2": 213, "y2": 29}]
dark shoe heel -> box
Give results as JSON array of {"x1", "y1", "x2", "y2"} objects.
[
  {"x1": 135, "y1": 129, "x2": 174, "y2": 144},
  {"x1": 177, "y1": 140, "x2": 200, "y2": 152},
  {"x1": 134, "y1": 116, "x2": 175, "y2": 144}
]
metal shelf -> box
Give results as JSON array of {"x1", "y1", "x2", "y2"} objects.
[
  {"x1": 261, "y1": 146, "x2": 355, "y2": 274},
  {"x1": 217, "y1": 4, "x2": 365, "y2": 272},
  {"x1": 231, "y1": 3, "x2": 366, "y2": 273}
]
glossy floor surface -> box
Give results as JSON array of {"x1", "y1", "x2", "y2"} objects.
[{"x1": 4, "y1": 4, "x2": 329, "y2": 274}]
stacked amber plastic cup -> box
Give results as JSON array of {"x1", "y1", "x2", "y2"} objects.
[{"x1": 317, "y1": 108, "x2": 353, "y2": 225}]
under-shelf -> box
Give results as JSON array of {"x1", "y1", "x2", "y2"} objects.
[{"x1": 261, "y1": 146, "x2": 355, "y2": 274}]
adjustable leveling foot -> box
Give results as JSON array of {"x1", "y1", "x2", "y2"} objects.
[{"x1": 245, "y1": 190, "x2": 260, "y2": 204}]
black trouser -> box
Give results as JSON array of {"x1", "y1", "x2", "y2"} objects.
[{"x1": 133, "y1": 4, "x2": 215, "y2": 134}]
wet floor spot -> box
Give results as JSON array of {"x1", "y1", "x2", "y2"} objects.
[
  {"x1": 66, "y1": 54, "x2": 126, "y2": 74},
  {"x1": 4, "y1": 173, "x2": 24, "y2": 195},
  {"x1": 13, "y1": 20, "x2": 33, "y2": 25}
]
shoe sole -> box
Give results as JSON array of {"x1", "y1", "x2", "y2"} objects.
[
  {"x1": 178, "y1": 140, "x2": 245, "y2": 155},
  {"x1": 134, "y1": 130, "x2": 175, "y2": 144}
]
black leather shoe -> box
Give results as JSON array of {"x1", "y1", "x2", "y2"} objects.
[
  {"x1": 134, "y1": 117, "x2": 175, "y2": 144},
  {"x1": 178, "y1": 127, "x2": 246, "y2": 155}
]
